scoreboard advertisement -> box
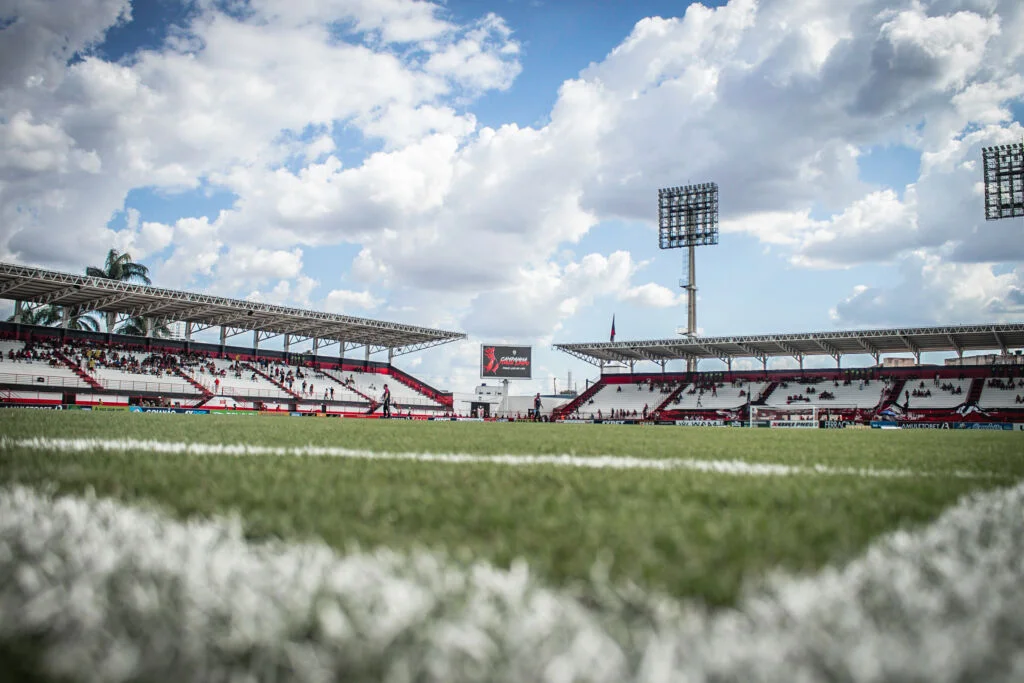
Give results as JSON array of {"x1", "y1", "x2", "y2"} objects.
[{"x1": 480, "y1": 345, "x2": 532, "y2": 379}]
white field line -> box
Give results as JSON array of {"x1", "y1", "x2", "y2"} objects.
[
  {"x1": 2, "y1": 482, "x2": 1024, "y2": 683},
  {"x1": 0, "y1": 436, "x2": 999, "y2": 479}
]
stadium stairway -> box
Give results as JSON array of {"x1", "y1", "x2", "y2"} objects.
[
  {"x1": 753, "y1": 381, "x2": 778, "y2": 406},
  {"x1": 553, "y1": 380, "x2": 605, "y2": 419},
  {"x1": 320, "y1": 371, "x2": 377, "y2": 405},
  {"x1": 655, "y1": 383, "x2": 688, "y2": 415},
  {"x1": 885, "y1": 378, "x2": 907, "y2": 410},
  {"x1": 174, "y1": 367, "x2": 214, "y2": 400},
  {"x1": 54, "y1": 350, "x2": 104, "y2": 391},
  {"x1": 966, "y1": 378, "x2": 984, "y2": 405},
  {"x1": 243, "y1": 363, "x2": 301, "y2": 400},
  {"x1": 386, "y1": 366, "x2": 452, "y2": 408}
]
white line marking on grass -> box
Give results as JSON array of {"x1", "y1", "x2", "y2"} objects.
[
  {"x1": 2, "y1": 482, "x2": 1024, "y2": 682},
  {"x1": 0, "y1": 436, "x2": 998, "y2": 479}
]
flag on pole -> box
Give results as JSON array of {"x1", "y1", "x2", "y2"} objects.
[{"x1": 610, "y1": 314, "x2": 616, "y2": 342}]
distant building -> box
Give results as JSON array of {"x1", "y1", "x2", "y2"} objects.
[
  {"x1": 881, "y1": 357, "x2": 918, "y2": 368},
  {"x1": 165, "y1": 321, "x2": 185, "y2": 341},
  {"x1": 945, "y1": 352, "x2": 1024, "y2": 366}
]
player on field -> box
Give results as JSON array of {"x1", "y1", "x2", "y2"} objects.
[{"x1": 381, "y1": 384, "x2": 392, "y2": 418}]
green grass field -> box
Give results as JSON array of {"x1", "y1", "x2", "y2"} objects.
[
  {"x1": 2, "y1": 410, "x2": 1022, "y2": 605},
  {"x1": 3, "y1": 410, "x2": 1024, "y2": 682}
]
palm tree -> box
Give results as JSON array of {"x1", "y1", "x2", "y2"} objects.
[
  {"x1": 60, "y1": 308, "x2": 101, "y2": 332},
  {"x1": 6, "y1": 305, "x2": 59, "y2": 326},
  {"x1": 86, "y1": 249, "x2": 153, "y2": 333},
  {"x1": 4, "y1": 305, "x2": 98, "y2": 331},
  {"x1": 116, "y1": 316, "x2": 171, "y2": 338}
]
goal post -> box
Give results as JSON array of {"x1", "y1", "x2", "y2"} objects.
[{"x1": 749, "y1": 405, "x2": 819, "y2": 428}]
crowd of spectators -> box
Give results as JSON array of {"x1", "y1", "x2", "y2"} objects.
[
  {"x1": 3, "y1": 342, "x2": 63, "y2": 367},
  {"x1": 986, "y1": 377, "x2": 1023, "y2": 404}
]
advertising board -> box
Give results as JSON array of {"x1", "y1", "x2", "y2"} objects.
[
  {"x1": 769, "y1": 420, "x2": 818, "y2": 429},
  {"x1": 480, "y1": 345, "x2": 532, "y2": 379},
  {"x1": 129, "y1": 406, "x2": 209, "y2": 415}
]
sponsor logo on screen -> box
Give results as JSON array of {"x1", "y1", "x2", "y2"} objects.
[{"x1": 481, "y1": 345, "x2": 532, "y2": 379}]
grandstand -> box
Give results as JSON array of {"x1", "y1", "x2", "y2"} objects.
[
  {"x1": 555, "y1": 324, "x2": 1024, "y2": 425},
  {"x1": 0, "y1": 263, "x2": 465, "y2": 416},
  {"x1": 2, "y1": 260, "x2": 1022, "y2": 425}
]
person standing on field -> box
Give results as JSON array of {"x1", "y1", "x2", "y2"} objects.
[
  {"x1": 534, "y1": 393, "x2": 542, "y2": 421},
  {"x1": 381, "y1": 384, "x2": 392, "y2": 418}
]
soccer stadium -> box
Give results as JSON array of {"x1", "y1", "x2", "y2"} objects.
[{"x1": 2, "y1": 1, "x2": 1024, "y2": 682}]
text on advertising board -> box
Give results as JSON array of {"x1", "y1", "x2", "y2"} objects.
[{"x1": 481, "y1": 345, "x2": 532, "y2": 379}]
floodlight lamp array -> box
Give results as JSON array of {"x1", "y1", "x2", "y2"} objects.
[
  {"x1": 658, "y1": 182, "x2": 720, "y2": 249},
  {"x1": 982, "y1": 142, "x2": 1024, "y2": 221}
]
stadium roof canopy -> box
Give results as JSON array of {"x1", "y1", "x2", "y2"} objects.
[
  {"x1": 0, "y1": 262, "x2": 465, "y2": 356},
  {"x1": 555, "y1": 323, "x2": 1024, "y2": 367}
]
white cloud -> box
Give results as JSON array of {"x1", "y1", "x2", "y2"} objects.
[
  {"x1": 831, "y1": 252, "x2": 1023, "y2": 327},
  {"x1": 218, "y1": 246, "x2": 304, "y2": 286},
  {"x1": 620, "y1": 283, "x2": 684, "y2": 308},
  {"x1": 0, "y1": 0, "x2": 130, "y2": 90},
  {"x1": 246, "y1": 275, "x2": 319, "y2": 308},
  {"x1": 0, "y1": 0, "x2": 519, "y2": 271},
  {"x1": 1, "y1": 0, "x2": 1023, "y2": 391},
  {"x1": 324, "y1": 289, "x2": 383, "y2": 312}
]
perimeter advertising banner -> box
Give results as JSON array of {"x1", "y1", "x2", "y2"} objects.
[{"x1": 481, "y1": 344, "x2": 532, "y2": 379}]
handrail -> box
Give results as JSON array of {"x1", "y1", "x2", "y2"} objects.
[{"x1": 0, "y1": 371, "x2": 89, "y2": 388}]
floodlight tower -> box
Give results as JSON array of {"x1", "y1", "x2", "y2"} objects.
[
  {"x1": 658, "y1": 183, "x2": 719, "y2": 371},
  {"x1": 982, "y1": 142, "x2": 1024, "y2": 220}
]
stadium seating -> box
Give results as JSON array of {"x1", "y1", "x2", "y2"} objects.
[
  {"x1": 764, "y1": 379, "x2": 885, "y2": 409},
  {"x1": 0, "y1": 340, "x2": 92, "y2": 389},
  {"x1": 321, "y1": 368, "x2": 442, "y2": 408},
  {"x1": 89, "y1": 351, "x2": 201, "y2": 395},
  {"x1": 295, "y1": 368, "x2": 370, "y2": 404},
  {"x1": 978, "y1": 380, "x2": 1024, "y2": 409},
  {"x1": 186, "y1": 359, "x2": 293, "y2": 399},
  {"x1": 903, "y1": 378, "x2": 971, "y2": 409},
  {"x1": 671, "y1": 381, "x2": 767, "y2": 410},
  {"x1": 575, "y1": 382, "x2": 672, "y2": 418}
]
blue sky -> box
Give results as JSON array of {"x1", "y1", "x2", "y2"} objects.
[{"x1": 2, "y1": 0, "x2": 1022, "y2": 392}]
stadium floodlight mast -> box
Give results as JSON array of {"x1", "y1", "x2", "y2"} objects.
[
  {"x1": 982, "y1": 142, "x2": 1024, "y2": 221},
  {"x1": 658, "y1": 182, "x2": 719, "y2": 371}
]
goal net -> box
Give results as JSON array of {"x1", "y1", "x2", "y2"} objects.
[{"x1": 748, "y1": 405, "x2": 819, "y2": 428}]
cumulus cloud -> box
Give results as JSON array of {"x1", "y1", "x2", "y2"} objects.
[
  {"x1": 831, "y1": 251, "x2": 1024, "y2": 327},
  {"x1": 0, "y1": 0, "x2": 130, "y2": 90},
  {"x1": 1, "y1": 0, "x2": 1022, "y2": 390},
  {"x1": 0, "y1": 0, "x2": 520, "y2": 271},
  {"x1": 324, "y1": 289, "x2": 384, "y2": 313}
]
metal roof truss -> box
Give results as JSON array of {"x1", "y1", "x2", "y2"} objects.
[
  {"x1": 0, "y1": 263, "x2": 465, "y2": 354},
  {"x1": 555, "y1": 323, "x2": 1024, "y2": 366}
]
